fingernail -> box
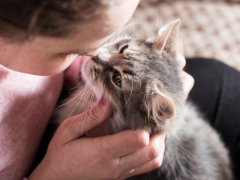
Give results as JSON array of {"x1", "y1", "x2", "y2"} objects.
[
  {"x1": 176, "y1": 53, "x2": 186, "y2": 69},
  {"x1": 99, "y1": 96, "x2": 108, "y2": 106},
  {"x1": 129, "y1": 169, "x2": 135, "y2": 174}
]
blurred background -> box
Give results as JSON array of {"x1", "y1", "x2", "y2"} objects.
[{"x1": 129, "y1": 0, "x2": 240, "y2": 70}]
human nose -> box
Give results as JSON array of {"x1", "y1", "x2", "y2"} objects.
[{"x1": 88, "y1": 49, "x2": 99, "y2": 57}]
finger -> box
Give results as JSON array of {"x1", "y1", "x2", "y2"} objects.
[
  {"x1": 54, "y1": 96, "x2": 111, "y2": 144},
  {"x1": 124, "y1": 132, "x2": 165, "y2": 178},
  {"x1": 127, "y1": 154, "x2": 164, "y2": 178},
  {"x1": 119, "y1": 131, "x2": 165, "y2": 174},
  {"x1": 99, "y1": 129, "x2": 150, "y2": 158},
  {"x1": 180, "y1": 71, "x2": 195, "y2": 99},
  {"x1": 176, "y1": 53, "x2": 186, "y2": 69}
]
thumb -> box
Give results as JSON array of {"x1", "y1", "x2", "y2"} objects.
[{"x1": 54, "y1": 96, "x2": 111, "y2": 145}]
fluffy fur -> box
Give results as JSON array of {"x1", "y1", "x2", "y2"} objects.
[{"x1": 55, "y1": 20, "x2": 232, "y2": 180}]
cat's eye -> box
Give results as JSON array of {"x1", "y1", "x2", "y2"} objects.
[
  {"x1": 119, "y1": 44, "x2": 129, "y2": 54},
  {"x1": 112, "y1": 70, "x2": 122, "y2": 88}
]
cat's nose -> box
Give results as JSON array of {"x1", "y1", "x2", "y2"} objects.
[
  {"x1": 91, "y1": 52, "x2": 109, "y2": 65},
  {"x1": 92, "y1": 55, "x2": 103, "y2": 65}
]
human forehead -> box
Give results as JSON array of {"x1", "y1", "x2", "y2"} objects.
[{"x1": 28, "y1": 19, "x2": 124, "y2": 54}]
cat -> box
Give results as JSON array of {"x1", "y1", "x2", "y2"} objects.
[{"x1": 55, "y1": 20, "x2": 232, "y2": 180}]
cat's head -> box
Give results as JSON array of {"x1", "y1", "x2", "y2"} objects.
[{"x1": 81, "y1": 20, "x2": 184, "y2": 131}]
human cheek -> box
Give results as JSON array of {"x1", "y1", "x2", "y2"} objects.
[{"x1": 62, "y1": 54, "x2": 83, "y2": 87}]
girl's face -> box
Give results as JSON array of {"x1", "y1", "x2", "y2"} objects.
[{"x1": 0, "y1": 0, "x2": 139, "y2": 75}]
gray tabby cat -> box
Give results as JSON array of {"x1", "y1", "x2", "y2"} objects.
[{"x1": 56, "y1": 20, "x2": 232, "y2": 180}]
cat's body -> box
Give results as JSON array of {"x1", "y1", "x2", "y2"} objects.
[
  {"x1": 130, "y1": 103, "x2": 231, "y2": 180},
  {"x1": 55, "y1": 20, "x2": 232, "y2": 179}
]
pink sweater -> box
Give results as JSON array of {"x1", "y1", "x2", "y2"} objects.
[{"x1": 0, "y1": 65, "x2": 63, "y2": 180}]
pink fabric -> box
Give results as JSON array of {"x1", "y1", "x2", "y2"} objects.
[{"x1": 0, "y1": 65, "x2": 63, "y2": 180}]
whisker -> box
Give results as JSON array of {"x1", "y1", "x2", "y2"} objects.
[
  {"x1": 67, "y1": 84, "x2": 93, "y2": 118},
  {"x1": 75, "y1": 86, "x2": 92, "y2": 115},
  {"x1": 134, "y1": 75, "x2": 142, "y2": 88},
  {"x1": 125, "y1": 75, "x2": 134, "y2": 106},
  {"x1": 57, "y1": 83, "x2": 86, "y2": 107},
  {"x1": 66, "y1": 81, "x2": 85, "y2": 91},
  {"x1": 155, "y1": 9, "x2": 160, "y2": 31}
]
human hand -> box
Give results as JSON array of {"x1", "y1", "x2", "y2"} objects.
[
  {"x1": 176, "y1": 53, "x2": 194, "y2": 99},
  {"x1": 29, "y1": 97, "x2": 165, "y2": 180}
]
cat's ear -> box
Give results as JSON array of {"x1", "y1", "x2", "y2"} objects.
[
  {"x1": 146, "y1": 84, "x2": 176, "y2": 122},
  {"x1": 151, "y1": 91, "x2": 176, "y2": 122},
  {"x1": 154, "y1": 19, "x2": 180, "y2": 54}
]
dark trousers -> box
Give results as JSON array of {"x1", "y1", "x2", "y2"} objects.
[{"x1": 185, "y1": 58, "x2": 240, "y2": 180}]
